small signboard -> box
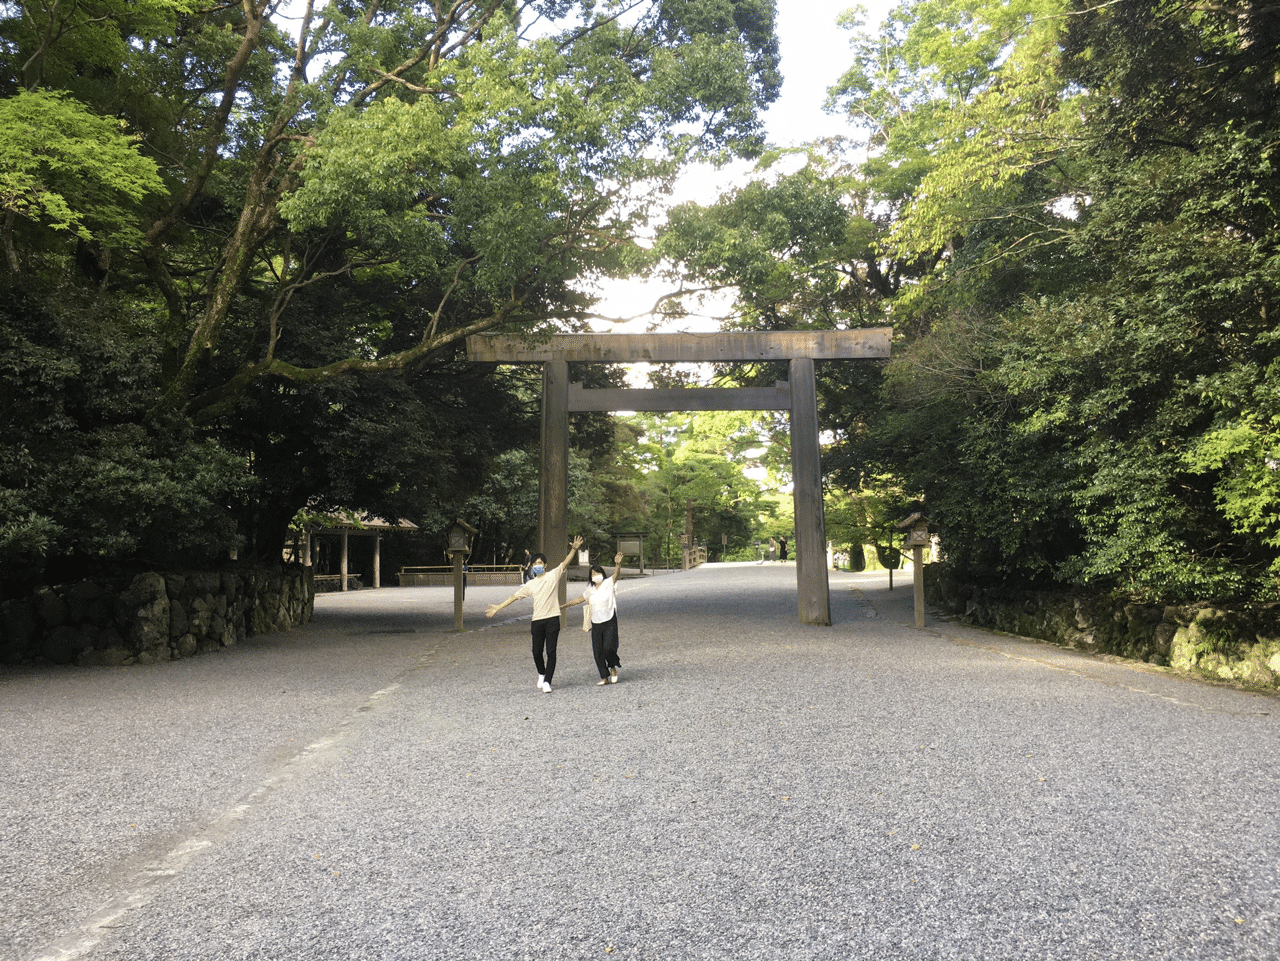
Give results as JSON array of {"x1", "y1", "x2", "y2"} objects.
[
  {"x1": 615, "y1": 532, "x2": 645, "y2": 575},
  {"x1": 904, "y1": 527, "x2": 930, "y2": 548}
]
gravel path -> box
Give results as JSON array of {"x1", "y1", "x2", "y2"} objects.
[{"x1": 2, "y1": 563, "x2": 1277, "y2": 960}]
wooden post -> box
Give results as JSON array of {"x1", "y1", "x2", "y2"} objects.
[
  {"x1": 684, "y1": 500, "x2": 694, "y2": 571},
  {"x1": 897, "y1": 517, "x2": 930, "y2": 628},
  {"x1": 373, "y1": 533, "x2": 381, "y2": 589},
  {"x1": 341, "y1": 530, "x2": 349, "y2": 592},
  {"x1": 789, "y1": 358, "x2": 831, "y2": 626},
  {"x1": 913, "y1": 544, "x2": 925, "y2": 628},
  {"x1": 452, "y1": 551, "x2": 465, "y2": 631},
  {"x1": 539, "y1": 359, "x2": 570, "y2": 623}
]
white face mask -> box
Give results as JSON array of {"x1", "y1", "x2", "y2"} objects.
[{"x1": 592, "y1": 573, "x2": 604, "y2": 585}]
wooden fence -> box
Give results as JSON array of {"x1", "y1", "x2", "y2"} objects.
[{"x1": 397, "y1": 564, "x2": 524, "y2": 587}]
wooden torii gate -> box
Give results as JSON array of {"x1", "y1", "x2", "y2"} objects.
[{"x1": 466, "y1": 330, "x2": 892, "y2": 625}]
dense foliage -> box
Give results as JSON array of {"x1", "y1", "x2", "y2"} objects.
[
  {"x1": 862, "y1": 0, "x2": 1280, "y2": 601},
  {"x1": 652, "y1": 0, "x2": 1279, "y2": 601},
  {"x1": 7, "y1": 0, "x2": 1277, "y2": 603},
  {"x1": 0, "y1": 0, "x2": 782, "y2": 591}
]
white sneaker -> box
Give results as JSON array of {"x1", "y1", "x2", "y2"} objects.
[
  {"x1": 597, "y1": 677, "x2": 609, "y2": 686},
  {"x1": 540, "y1": 680, "x2": 552, "y2": 693},
  {"x1": 609, "y1": 668, "x2": 618, "y2": 684},
  {"x1": 537, "y1": 674, "x2": 545, "y2": 691}
]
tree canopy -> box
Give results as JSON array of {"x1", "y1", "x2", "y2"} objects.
[
  {"x1": 8, "y1": 0, "x2": 1279, "y2": 605},
  {"x1": 653, "y1": 0, "x2": 1280, "y2": 601},
  {"x1": 0, "y1": 0, "x2": 783, "y2": 588}
]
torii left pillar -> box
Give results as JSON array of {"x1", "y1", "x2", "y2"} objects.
[
  {"x1": 789, "y1": 358, "x2": 830, "y2": 625},
  {"x1": 539, "y1": 359, "x2": 570, "y2": 624}
]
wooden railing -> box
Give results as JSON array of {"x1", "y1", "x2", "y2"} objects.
[
  {"x1": 397, "y1": 564, "x2": 524, "y2": 587},
  {"x1": 683, "y1": 546, "x2": 708, "y2": 570}
]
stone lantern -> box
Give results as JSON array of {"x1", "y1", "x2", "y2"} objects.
[
  {"x1": 896, "y1": 512, "x2": 931, "y2": 628},
  {"x1": 445, "y1": 519, "x2": 477, "y2": 631},
  {"x1": 446, "y1": 518, "x2": 477, "y2": 556}
]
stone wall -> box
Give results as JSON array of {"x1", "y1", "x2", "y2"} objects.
[
  {"x1": 0, "y1": 565, "x2": 314, "y2": 667},
  {"x1": 925, "y1": 565, "x2": 1280, "y2": 690}
]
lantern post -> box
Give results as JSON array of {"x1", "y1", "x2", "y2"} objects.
[
  {"x1": 445, "y1": 519, "x2": 478, "y2": 631},
  {"x1": 897, "y1": 513, "x2": 931, "y2": 628}
]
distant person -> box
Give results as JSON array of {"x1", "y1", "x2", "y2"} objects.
[
  {"x1": 769, "y1": 537, "x2": 777, "y2": 562},
  {"x1": 779, "y1": 536, "x2": 788, "y2": 562},
  {"x1": 486, "y1": 535, "x2": 584, "y2": 693},
  {"x1": 563, "y1": 552, "x2": 625, "y2": 686},
  {"x1": 521, "y1": 549, "x2": 533, "y2": 583}
]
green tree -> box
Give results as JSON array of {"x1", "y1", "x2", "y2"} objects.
[
  {"x1": 653, "y1": 0, "x2": 1280, "y2": 601},
  {"x1": 0, "y1": 89, "x2": 165, "y2": 268},
  {"x1": 5, "y1": 0, "x2": 783, "y2": 414},
  {"x1": 827, "y1": 0, "x2": 1077, "y2": 316},
  {"x1": 0, "y1": 281, "x2": 244, "y2": 593},
  {"x1": 1, "y1": 0, "x2": 783, "y2": 577},
  {"x1": 656, "y1": 157, "x2": 902, "y2": 330},
  {"x1": 619, "y1": 410, "x2": 767, "y2": 565},
  {"x1": 846, "y1": 0, "x2": 1280, "y2": 600}
]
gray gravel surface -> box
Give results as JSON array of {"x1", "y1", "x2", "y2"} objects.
[{"x1": 2, "y1": 563, "x2": 1277, "y2": 960}]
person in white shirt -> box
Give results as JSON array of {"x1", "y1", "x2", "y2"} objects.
[
  {"x1": 563, "y1": 551, "x2": 624, "y2": 686},
  {"x1": 486, "y1": 535, "x2": 583, "y2": 693}
]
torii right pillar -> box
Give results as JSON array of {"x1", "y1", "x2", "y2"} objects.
[{"x1": 790, "y1": 357, "x2": 831, "y2": 625}]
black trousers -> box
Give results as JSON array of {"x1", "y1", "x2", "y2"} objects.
[
  {"x1": 531, "y1": 615, "x2": 560, "y2": 682},
  {"x1": 590, "y1": 613, "x2": 621, "y2": 678}
]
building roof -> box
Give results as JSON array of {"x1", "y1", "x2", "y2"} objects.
[{"x1": 310, "y1": 511, "x2": 419, "y2": 533}]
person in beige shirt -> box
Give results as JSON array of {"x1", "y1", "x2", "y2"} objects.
[{"x1": 486, "y1": 535, "x2": 583, "y2": 693}]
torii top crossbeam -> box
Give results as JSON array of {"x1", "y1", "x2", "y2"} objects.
[
  {"x1": 465, "y1": 329, "x2": 890, "y2": 364},
  {"x1": 465, "y1": 330, "x2": 892, "y2": 626}
]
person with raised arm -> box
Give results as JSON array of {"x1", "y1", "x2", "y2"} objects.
[
  {"x1": 486, "y1": 535, "x2": 584, "y2": 693},
  {"x1": 563, "y1": 551, "x2": 625, "y2": 686}
]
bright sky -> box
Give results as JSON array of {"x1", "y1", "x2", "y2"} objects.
[
  {"x1": 767, "y1": 0, "x2": 883, "y2": 148},
  {"x1": 618, "y1": 1, "x2": 891, "y2": 217}
]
